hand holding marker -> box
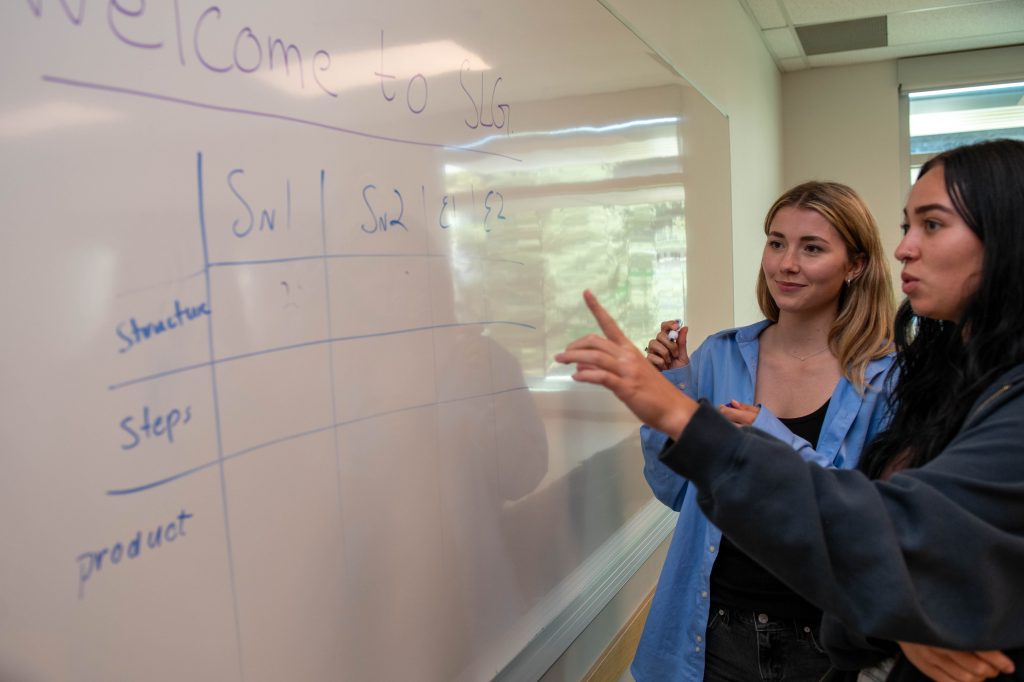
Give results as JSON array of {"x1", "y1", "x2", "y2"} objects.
[
  {"x1": 646, "y1": 320, "x2": 756, "y2": 424},
  {"x1": 644, "y1": 319, "x2": 688, "y2": 371}
]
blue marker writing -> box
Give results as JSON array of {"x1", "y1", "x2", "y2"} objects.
[{"x1": 667, "y1": 320, "x2": 683, "y2": 342}]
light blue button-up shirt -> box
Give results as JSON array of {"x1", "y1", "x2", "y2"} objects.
[{"x1": 631, "y1": 320, "x2": 895, "y2": 682}]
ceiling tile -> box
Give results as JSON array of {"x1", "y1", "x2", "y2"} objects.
[
  {"x1": 888, "y1": 1, "x2": 1024, "y2": 45},
  {"x1": 781, "y1": 0, "x2": 995, "y2": 25},
  {"x1": 746, "y1": 0, "x2": 789, "y2": 29},
  {"x1": 758, "y1": 0, "x2": 1024, "y2": 72},
  {"x1": 763, "y1": 27, "x2": 804, "y2": 59}
]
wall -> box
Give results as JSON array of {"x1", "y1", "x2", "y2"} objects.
[
  {"x1": 782, "y1": 61, "x2": 905, "y2": 284},
  {"x1": 540, "y1": 1, "x2": 783, "y2": 678}
]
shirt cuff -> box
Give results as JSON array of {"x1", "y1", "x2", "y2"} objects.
[{"x1": 658, "y1": 400, "x2": 744, "y2": 485}]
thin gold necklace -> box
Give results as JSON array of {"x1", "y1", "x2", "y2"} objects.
[{"x1": 784, "y1": 345, "x2": 830, "y2": 362}]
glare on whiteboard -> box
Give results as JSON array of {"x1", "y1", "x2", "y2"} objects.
[{"x1": 0, "y1": 101, "x2": 124, "y2": 137}]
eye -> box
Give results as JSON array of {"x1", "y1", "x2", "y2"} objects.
[
  {"x1": 924, "y1": 219, "x2": 942, "y2": 232},
  {"x1": 804, "y1": 244, "x2": 824, "y2": 254},
  {"x1": 767, "y1": 239, "x2": 784, "y2": 250},
  {"x1": 899, "y1": 222, "x2": 909, "y2": 234}
]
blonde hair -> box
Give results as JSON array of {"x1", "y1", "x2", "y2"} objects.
[{"x1": 755, "y1": 181, "x2": 895, "y2": 391}]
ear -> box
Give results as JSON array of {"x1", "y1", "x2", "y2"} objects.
[{"x1": 847, "y1": 254, "x2": 866, "y2": 282}]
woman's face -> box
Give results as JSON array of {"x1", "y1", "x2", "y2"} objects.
[
  {"x1": 762, "y1": 206, "x2": 861, "y2": 316},
  {"x1": 896, "y1": 165, "x2": 984, "y2": 322}
]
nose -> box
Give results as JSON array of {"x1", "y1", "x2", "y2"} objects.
[
  {"x1": 779, "y1": 247, "x2": 799, "y2": 272},
  {"x1": 894, "y1": 230, "x2": 916, "y2": 264}
]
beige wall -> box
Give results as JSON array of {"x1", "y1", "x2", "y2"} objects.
[{"x1": 782, "y1": 60, "x2": 905, "y2": 290}]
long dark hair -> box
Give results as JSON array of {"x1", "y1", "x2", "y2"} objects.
[{"x1": 859, "y1": 139, "x2": 1024, "y2": 479}]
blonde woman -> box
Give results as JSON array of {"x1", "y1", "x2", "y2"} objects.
[{"x1": 633, "y1": 182, "x2": 895, "y2": 682}]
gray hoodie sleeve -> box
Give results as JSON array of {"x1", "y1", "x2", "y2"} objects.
[{"x1": 659, "y1": 395, "x2": 1024, "y2": 651}]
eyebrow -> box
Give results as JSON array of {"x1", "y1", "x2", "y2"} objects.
[
  {"x1": 905, "y1": 203, "x2": 957, "y2": 216},
  {"x1": 768, "y1": 231, "x2": 828, "y2": 242}
]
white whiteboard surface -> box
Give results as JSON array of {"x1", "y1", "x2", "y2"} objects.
[{"x1": 0, "y1": 2, "x2": 730, "y2": 680}]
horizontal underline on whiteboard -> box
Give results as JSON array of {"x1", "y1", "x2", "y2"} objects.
[
  {"x1": 105, "y1": 385, "x2": 530, "y2": 496},
  {"x1": 107, "y1": 320, "x2": 537, "y2": 391},
  {"x1": 207, "y1": 252, "x2": 527, "y2": 267},
  {"x1": 42, "y1": 74, "x2": 523, "y2": 162}
]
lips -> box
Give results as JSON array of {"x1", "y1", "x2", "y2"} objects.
[
  {"x1": 901, "y1": 273, "x2": 919, "y2": 294},
  {"x1": 774, "y1": 280, "x2": 806, "y2": 293}
]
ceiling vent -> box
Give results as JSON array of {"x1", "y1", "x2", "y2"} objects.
[{"x1": 796, "y1": 16, "x2": 888, "y2": 56}]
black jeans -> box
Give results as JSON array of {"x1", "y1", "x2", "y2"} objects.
[{"x1": 703, "y1": 604, "x2": 831, "y2": 682}]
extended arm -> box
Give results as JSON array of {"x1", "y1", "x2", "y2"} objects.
[
  {"x1": 660, "y1": 400, "x2": 1024, "y2": 648},
  {"x1": 639, "y1": 364, "x2": 694, "y2": 510}
]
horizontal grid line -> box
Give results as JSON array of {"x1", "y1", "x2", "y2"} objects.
[
  {"x1": 106, "y1": 385, "x2": 530, "y2": 496},
  {"x1": 208, "y1": 252, "x2": 527, "y2": 267},
  {"x1": 43, "y1": 75, "x2": 522, "y2": 162},
  {"x1": 108, "y1": 320, "x2": 537, "y2": 391}
]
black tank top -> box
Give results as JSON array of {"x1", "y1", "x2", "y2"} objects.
[{"x1": 708, "y1": 398, "x2": 831, "y2": 620}]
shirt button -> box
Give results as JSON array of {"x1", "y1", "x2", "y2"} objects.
[
  {"x1": 696, "y1": 635, "x2": 703, "y2": 643},
  {"x1": 757, "y1": 613, "x2": 769, "y2": 624},
  {"x1": 695, "y1": 646, "x2": 701, "y2": 652},
  {"x1": 700, "y1": 591, "x2": 708, "y2": 598},
  {"x1": 708, "y1": 545, "x2": 716, "y2": 553}
]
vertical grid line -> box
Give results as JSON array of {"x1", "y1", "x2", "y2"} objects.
[
  {"x1": 197, "y1": 151, "x2": 247, "y2": 682},
  {"x1": 424, "y1": 196, "x2": 448, "y2": 591},
  {"x1": 320, "y1": 169, "x2": 353, "y2": 589}
]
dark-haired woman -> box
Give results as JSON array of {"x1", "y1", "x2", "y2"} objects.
[{"x1": 556, "y1": 139, "x2": 1024, "y2": 681}]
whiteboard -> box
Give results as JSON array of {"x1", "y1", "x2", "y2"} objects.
[{"x1": 0, "y1": 2, "x2": 730, "y2": 680}]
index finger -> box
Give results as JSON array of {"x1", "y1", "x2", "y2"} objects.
[{"x1": 583, "y1": 290, "x2": 629, "y2": 344}]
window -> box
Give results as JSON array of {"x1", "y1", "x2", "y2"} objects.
[{"x1": 907, "y1": 81, "x2": 1024, "y2": 182}]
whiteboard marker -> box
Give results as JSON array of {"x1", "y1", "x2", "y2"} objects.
[{"x1": 667, "y1": 320, "x2": 682, "y2": 342}]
